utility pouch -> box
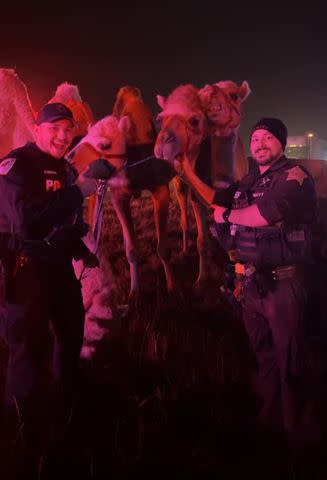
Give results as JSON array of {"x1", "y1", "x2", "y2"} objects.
[{"x1": 223, "y1": 262, "x2": 236, "y2": 294}]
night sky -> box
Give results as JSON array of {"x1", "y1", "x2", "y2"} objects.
[{"x1": 2, "y1": 4, "x2": 326, "y2": 146}]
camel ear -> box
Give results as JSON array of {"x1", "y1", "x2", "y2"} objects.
[
  {"x1": 157, "y1": 95, "x2": 166, "y2": 110},
  {"x1": 239, "y1": 81, "x2": 251, "y2": 101},
  {"x1": 118, "y1": 115, "x2": 131, "y2": 134},
  {"x1": 198, "y1": 84, "x2": 211, "y2": 98}
]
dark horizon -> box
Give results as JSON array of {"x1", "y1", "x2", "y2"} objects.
[{"x1": 2, "y1": 5, "x2": 326, "y2": 145}]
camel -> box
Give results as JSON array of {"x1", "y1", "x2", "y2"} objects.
[
  {"x1": 71, "y1": 83, "x2": 249, "y2": 296},
  {"x1": 96, "y1": 85, "x2": 175, "y2": 296},
  {"x1": 67, "y1": 115, "x2": 132, "y2": 351},
  {"x1": 154, "y1": 82, "x2": 250, "y2": 286},
  {"x1": 0, "y1": 68, "x2": 35, "y2": 158},
  {"x1": 112, "y1": 85, "x2": 157, "y2": 145},
  {"x1": 48, "y1": 81, "x2": 95, "y2": 138},
  {"x1": 155, "y1": 84, "x2": 212, "y2": 286},
  {"x1": 199, "y1": 80, "x2": 251, "y2": 185},
  {"x1": 68, "y1": 113, "x2": 175, "y2": 297}
]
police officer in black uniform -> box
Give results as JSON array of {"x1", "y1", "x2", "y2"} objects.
[
  {"x1": 176, "y1": 118, "x2": 323, "y2": 460},
  {"x1": 0, "y1": 102, "x2": 113, "y2": 477}
]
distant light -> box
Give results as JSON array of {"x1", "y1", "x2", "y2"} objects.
[
  {"x1": 307, "y1": 132, "x2": 314, "y2": 138},
  {"x1": 289, "y1": 144, "x2": 297, "y2": 147}
]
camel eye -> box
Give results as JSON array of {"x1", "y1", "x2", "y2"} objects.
[
  {"x1": 155, "y1": 116, "x2": 163, "y2": 130},
  {"x1": 98, "y1": 142, "x2": 112, "y2": 151},
  {"x1": 230, "y1": 93, "x2": 238, "y2": 101},
  {"x1": 188, "y1": 116, "x2": 200, "y2": 128}
]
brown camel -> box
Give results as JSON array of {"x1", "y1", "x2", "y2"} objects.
[{"x1": 154, "y1": 82, "x2": 249, "y2": 286}]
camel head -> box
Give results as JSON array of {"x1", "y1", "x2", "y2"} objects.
[
  {"x1": 67, "y1": 115, "x2": 130, "y2": 188},
  {"x1": 0, "y1": 68, "x2": 17, "y2": 80},
  {"x1": 112, "y1": 85, "x2": 143, "y2": 119},
  {"x1": 200, "y1": 80, "x2": 251, "y2": 135},
  {"x1": 115, "y1": 85, "x2": 142, "y2": 103},
  {"x1": 154, "y1": 84, "x2": 207, "y2": 163},
  {"x1": 0, "y1": 68, "x2": 36, "y2": 155},
  {"x1": 112, "y1": 85, "x2": 156, "y2": 145},
  {"x1": 48, "y1": 82, "x2": 95, "y2": 137},
  {"x1": 49, "y1": 82, "x2": 82, "y2": 103}
]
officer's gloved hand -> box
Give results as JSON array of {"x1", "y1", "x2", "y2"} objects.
[{"x1": 75, "y1": 172, "x2": 97, "y2": 198}]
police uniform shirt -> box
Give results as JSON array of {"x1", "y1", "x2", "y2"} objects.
[
  {"x1": 251, "y1": 156, "x2": 316, "y2": 226},
  {"x1": 213, "y1": 155, "x2": 316, "y2": 224},
  {"x1": 213, "y1": 155, "x2": 317, "y2": 267},
  {"x1": 0, "y1": 142, "x2": 85, "y2": 260}
]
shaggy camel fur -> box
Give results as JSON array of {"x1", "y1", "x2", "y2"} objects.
[
  {"x1": 0, "y1": 68, "x2": 35, "y2": 158},
  {"x1": 48, "y1": 81, "x2": 95, "y2": 137}
]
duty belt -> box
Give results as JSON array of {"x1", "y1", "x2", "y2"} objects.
[{"x1": 234, "y1": 262, "x2": 298, "y2": 281}]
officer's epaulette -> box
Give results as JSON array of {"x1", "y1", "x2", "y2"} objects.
[{"x1": 0, "y1": 157, "x2": 16, "y2": 175}]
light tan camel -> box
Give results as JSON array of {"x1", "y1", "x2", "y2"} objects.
[
  {"x1": 0, "y1": 68, "x2": 35, "y2": 158},
  {"x1": 68, "y1": 115, "x2": 131, "y2": 349},
  {"x1": 68, "y1": 114, "x2": 175, "y2": 297}
]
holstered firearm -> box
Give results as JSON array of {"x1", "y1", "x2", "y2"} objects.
[
  {"x1": 0, "y1": 235, "x2": 33, "y2": 306},
  {"x1": 0, "y1": 251, "x2": 17, "y2": 307}
]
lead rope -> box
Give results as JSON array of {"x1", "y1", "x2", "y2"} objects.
[{"x1": 78, "y1": 179, "x2": 108, "y2": 281}]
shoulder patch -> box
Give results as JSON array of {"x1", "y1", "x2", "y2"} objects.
[
  {"x1": 0, "y1": 157, "x2": 16, "y2": 175},
  {"x1": 286, "y1": 166, "x2": 307, "y2": 186}
]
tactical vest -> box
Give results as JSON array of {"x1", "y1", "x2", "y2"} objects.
[{"x1": 215, "y1": 162, "x2": 316, "y2": 268}]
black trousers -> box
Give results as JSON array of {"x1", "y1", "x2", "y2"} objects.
[
  {"x1": 241, "y1": 275, "x2": 322, "y2": 452},
  {"x1": 0, "y1": 258, "x2": 84, "y2": 475}
]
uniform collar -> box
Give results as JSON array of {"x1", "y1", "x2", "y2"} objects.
[
  {"x1": 28, "y1": 142, "x2": 66, "y2": 165},
  {"x1": 252, "y1": 154, "x2": 288, "y2": 178}
]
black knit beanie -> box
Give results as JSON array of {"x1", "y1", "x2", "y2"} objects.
[{"x1": 250, "y1": 118, "x2": 288, "y2": 150}]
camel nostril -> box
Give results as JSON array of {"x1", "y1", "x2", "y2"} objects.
[{"x1": 163, "y1": 132, "x2": 175, "y2": 144}]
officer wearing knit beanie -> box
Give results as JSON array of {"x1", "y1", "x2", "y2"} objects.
[
  {"x1": 168, "y1": 108, "x2": 323, "y2": 456},
  {"x1": 250, "y1": 117, "x2": 288, "y2": 151}
]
